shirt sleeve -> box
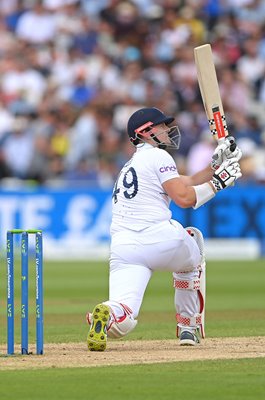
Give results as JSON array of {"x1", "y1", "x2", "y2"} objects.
[{"x1": 153, "y1": 149, "x2": 179, "y2": 184}]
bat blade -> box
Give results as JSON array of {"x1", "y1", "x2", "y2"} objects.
[{"x1": 194, "y1": 44, "x2": 228, "y2": 142}]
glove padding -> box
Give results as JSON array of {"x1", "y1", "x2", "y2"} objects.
[
  {"x1": 210, "y1": 158, "x2": 242, "y2": 191},
  {"x1": 211, "y1": 136, "x2": 242, "y2": 170}
]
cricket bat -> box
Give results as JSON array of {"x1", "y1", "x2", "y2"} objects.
[{"x1": 194, "y1": 43, "x2": 233, "y2": 146}]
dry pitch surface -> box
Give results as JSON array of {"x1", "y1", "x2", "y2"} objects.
[{"x1": 1, "y1": 336, "x2": 265, "y2": 369}]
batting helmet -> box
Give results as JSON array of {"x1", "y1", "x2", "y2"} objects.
[{"x1": 127, "y1": 107, "x2": 180, "y2": 148}]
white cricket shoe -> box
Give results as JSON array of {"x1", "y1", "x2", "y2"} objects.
[{"x1": 179, "y1": 330, "x2": 200, "y2": 346}]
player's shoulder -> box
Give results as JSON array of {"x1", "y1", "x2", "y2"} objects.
[
  {"x1": 135, "y1": 144, "x2": 176, "y2": 165},
  {"x1": 153, "y1": 147, "x2": 169, "y2": 155},
  {"x1": 142, "y1": 146, "x2": 172, "y2": 157},
  {"x1": 153, "y1": 147, "x2": 175, "y2": 162}
]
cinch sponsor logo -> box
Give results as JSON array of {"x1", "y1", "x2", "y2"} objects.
[{"x1": 159, "y1": 165, "x2": 177, "y2": 173}]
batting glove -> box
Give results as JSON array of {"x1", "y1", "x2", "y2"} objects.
[
  {"x1": 211, "y1": 136, "x2": 242, "y2": 170},
  {"x1": 210, "y1": 158, "x2": 242, "y2": 191}
]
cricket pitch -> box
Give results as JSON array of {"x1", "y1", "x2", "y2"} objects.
[{"x1": 0, "y1": 336, "x2": 265, "y2": 370}]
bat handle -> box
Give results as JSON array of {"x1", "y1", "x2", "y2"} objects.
[
  {"x1": 226, "y1": 136, "x2": 237, "y2": 187},
  {"x1": 229, "y1": 138, "x2": 237, "y2": 153},
  {"x1": 218, "y1": 136, "x2": 237, "y2": 153}
]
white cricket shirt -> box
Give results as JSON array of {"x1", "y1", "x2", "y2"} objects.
[{"x1": 111, "y1": 143, "x2": 179, "y2": 233}]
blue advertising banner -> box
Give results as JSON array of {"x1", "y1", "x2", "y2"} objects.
[
  {"x1": 170, "y1": 186, "x2": 265, "y2": 239},
  {"x1": 0, "y1": 186, "x2": 264, "y2": 249},
  {"x1": 0, "y1": 188, "x2": 112, "y2": 246}
]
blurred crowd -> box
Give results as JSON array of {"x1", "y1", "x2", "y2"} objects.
[{"x1": 0, "y1": 0, "x2": 264, "y2": 188}]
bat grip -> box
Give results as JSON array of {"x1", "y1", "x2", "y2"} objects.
[
  {"x1": 227, "y1": 137, "x2": 237, "y2": 187},
  {"x1": 229, "y1": 139, "x2": 237, "y2": 153}
]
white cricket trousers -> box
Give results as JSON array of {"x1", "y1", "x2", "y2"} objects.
[{"x1": 107, "y1": 220, "x2": 201, "y2": 323}]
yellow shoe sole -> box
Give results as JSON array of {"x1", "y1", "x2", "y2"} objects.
[{"x1": 87, "y1": 304, "x2": 110, "y2": 351}]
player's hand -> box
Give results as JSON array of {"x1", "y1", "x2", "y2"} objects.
[
  {"x1": 210, "y1": 157, "x2": 242, "y2": 191},
  {"x1": 211, "y1": 136, "x2": 242, "y2": 170}
]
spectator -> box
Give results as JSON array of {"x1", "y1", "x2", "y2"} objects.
[
  {"x1": 0, "y1": 100, "x2": 14, "y2": 138},
  {"x1": 71, "y1": 16, "x2": 99, "y2": 55},
  {"x1": 1, "y1": 57, "x2": 46, "y2": 107},
  {"x1": 186, "y1": 131, "x2": 215, "y2": 175},
  {"x1": 16, "y1": 3, "x2": 56, "y2": 44},
  {"x1": 0, "y1": 0, "x2": 263, "y2": 187},
  {"x1": 65, "y1": 106, "x2": 98, "y2": 170},
  {"x1": 0, "y1": 117, "x2": 34, "y2": 179},
  {"x1": 236, "y1": 38, "x2": 265, "y2": 93}
]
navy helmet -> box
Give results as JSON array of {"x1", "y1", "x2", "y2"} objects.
[{"x1": 127, "y1": 107, "x2": 180, "y2": 149}]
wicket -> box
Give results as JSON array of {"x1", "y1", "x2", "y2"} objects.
[{"x1": 6, "y1": 229, "x2": 44, "y2": 355}]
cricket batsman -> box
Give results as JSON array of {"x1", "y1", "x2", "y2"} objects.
[{"x1": 86, "y1": 107, "x2": 242, "y2": 350}]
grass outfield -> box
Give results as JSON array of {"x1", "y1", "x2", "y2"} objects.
[
  {"x1": 0, "y1": 258, "x2": 264, "y2": 399},
  {"x1": 0, "y1": 359, "x2": 265, "y2": 400}
]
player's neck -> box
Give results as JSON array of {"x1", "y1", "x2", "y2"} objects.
[{"x1": 136, "y1": 142, "x2": 154, "y2": 151}]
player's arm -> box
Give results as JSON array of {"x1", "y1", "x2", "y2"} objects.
[
  {"x1": 179, "y1": 165, "x2": 214, "y2": 186},
  {"x1": 162, "y1": 177, "x2": 199, "y2": 208},
  {"x1": 163, "y1": 158, "x2": 242, "y2": 209},
  {"x1": 180, "y1": 136, "x2": 242, "y2": 187}
]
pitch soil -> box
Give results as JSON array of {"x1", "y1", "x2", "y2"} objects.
[{"x1": 1, "y1": 336, "x2": 265, "y2": 370}]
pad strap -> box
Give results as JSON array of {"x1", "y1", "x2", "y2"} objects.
[
  {"x1": 176, "y1": 313, "x2": 202, "y2": 327},
  {"x1": 173, "y1": 278, "x2": 201, "y2": 291}
]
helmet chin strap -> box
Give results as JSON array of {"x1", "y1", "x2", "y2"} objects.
[{"x1": 150, "y1": 133, "x2": 167, "y2": 149}]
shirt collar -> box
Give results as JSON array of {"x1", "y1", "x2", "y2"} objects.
[{"x1": 136, "y1": 143, "x2": 154, "y2": 152}]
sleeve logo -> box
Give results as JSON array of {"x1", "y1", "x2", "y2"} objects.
[{"x1": 159, "y1": 165, "x2": 177, "y2": 173}]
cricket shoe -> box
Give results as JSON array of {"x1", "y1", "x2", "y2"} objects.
[
  {"x1": 86, "y1": 311, "x2": 92, "y2": 325},
  {"x1": 87, "y1": 303, "x2": 110, "y2": 351},
  {"x1": 179, "y1": 330, "x2": 200, "y2": 346}
]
